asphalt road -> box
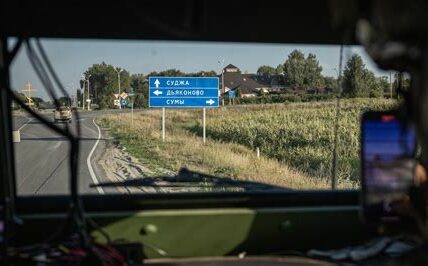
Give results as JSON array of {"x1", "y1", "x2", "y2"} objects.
[{"x1": 13, "y1": 110, "x2": 116, "y2": 195}]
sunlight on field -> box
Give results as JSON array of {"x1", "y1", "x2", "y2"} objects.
[
  {"x1": 101, "y1": 98, "x2": 398, "y2": 190},
  {"x1": 199, "y1": 98, "x2": 397, "y2": 183}
]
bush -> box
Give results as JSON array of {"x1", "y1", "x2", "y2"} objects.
[{"x1": 232, "y1": 93, "x2": 337, "y2": 105}]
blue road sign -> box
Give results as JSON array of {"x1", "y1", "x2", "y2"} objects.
[
  {"x1": 149, "y1": 77, "x2": 219, "y2": 108},
  {"x1": 228, "y1": 90, "x2": 236, "y2": 98},
  {"x1": 121, "y1": 99, "x2": 128, "y2": 106}
]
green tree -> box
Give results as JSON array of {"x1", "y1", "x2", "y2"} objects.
[
  {"x1": 377, "y1": 76, "x2": 390, "y2": 98},
  {"x1": 130, "y1": 73, "x2": 148, "y2": 108},
  {"x1": 275, "y1": 64, "x2": 284, "y2": 75},
  {"x1": 32, "y1": 97, "x2": 44, "y2": 106},
  {"x1": 257, "y1": 65, "x2": 276, "y2": 76},
  {"x1": 187, "y1": 70, "x2": 217, "y2": 77},
  {"x1": 393, "y1": 73, "x2": 411, "y2": 97},
  {"x1": 82, "y1": 62, "x2": 131, "y2": 109},
  {"x1": 303, "y1": 53, "x2": 323, "y2": 87},
  {"x1": 283, "y1": 49, "x2": 306, "y2": 87},
  {"x1": 149, "y1": 69, "x2": 185, "y2": 77},
  {"x1": 57, "y1": 96, "x2": 71, "y2": 106},
  {"x1": 283, "y1": 50, "x2": 323, "y2": 88},
  {"x1": 323, "y1": 76, "x2": 338, "y2": 93},
  {"x1": 367, "y1": 73, "x2": 383, "y2": 98},
  {"x1": 76, "y1": 89, "x2": 82, "y2": 107},
  {"x1": 343, "y1": 54, "x2": 380, "y2": 97}
]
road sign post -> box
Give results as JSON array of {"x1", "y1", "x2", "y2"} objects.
[
  {"x1": 149, "y1": 77, "x2": 219, "y2": 108},
  {"x1": 162, "y1": 107, "x2": 165, "y2": 141},
  {"x1": 149, "y1": 77, "x2": 219, "y2": 142},
  {"x1": 203, "y1": 108, "x2": 206, "y2": 143}
]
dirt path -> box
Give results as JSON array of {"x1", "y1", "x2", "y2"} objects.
[
  {"x1": 97, "y1": 144, "x2": 159, "y2": 193},
  {"x1": 97, "y1": 140, "x2": 224, "y2": 193},
  {"x1": 96, "y1": 127, "x2": 192, "y2": 194}
]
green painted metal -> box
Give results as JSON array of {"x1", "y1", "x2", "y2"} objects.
[{"x1": 17, "y1": 206, "x2": 372, "y2": 259}]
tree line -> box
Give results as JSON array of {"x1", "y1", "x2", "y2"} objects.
[
  {"x1": 256, "y1": 49, "x2": 399, "y2": 98},
  {"x1": 79, "y1": 51, "x2": 408, "y2": 109},
  {"x1": 79, "y1": 63, "x2": 217, "y2": 109}
]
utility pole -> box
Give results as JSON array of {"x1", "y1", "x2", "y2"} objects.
[
  {"x1": 115, "y1": 68, "x2": 123, "y2": 109},
  {"x1": 82, "y1": 81, "x2": 85, "y2": 109},
  {"x1": 81, "y1": 76, "x2": 86, "y2": 110},
  {"x1": 218, "y1": 59, "x2": 225, "y2": 105},
  {"x1": 82, "y1": 75, "x2": 92, "y2": 110},
  {"x1": 87, "y1": 74, "x2": 91, "y2": 110}
]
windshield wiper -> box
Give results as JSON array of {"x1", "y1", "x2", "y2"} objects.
[{"x1": 90, "y1": 167, "x2": 289, "y2": 192}]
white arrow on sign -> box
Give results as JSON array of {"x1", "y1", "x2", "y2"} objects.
[
  {"x1": 206, "y1": 99, "x2": 215, "y2": 105},
  {"x1": 154, "y1": 79, "x2": 160, "y2": 88},
  {"x1": 153, "y1": 90, "x2": 163, "y2": 96}
]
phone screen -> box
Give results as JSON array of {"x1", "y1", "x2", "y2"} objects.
[{"x1": 362, "y1": 112, "x2": 417, "y2": 223}]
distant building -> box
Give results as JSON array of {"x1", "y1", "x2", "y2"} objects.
[
  {"x1": 218, "y1": 64, "x2": 333, "y2": 98},
  {"x1": 219, "y1": 64, "x2": 271, "y2": 98}
]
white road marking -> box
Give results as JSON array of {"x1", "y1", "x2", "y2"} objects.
[
  {"x1": 18, "y1": 117, "x2": 32, "y2": 131},
  {"x1": 87, "y1": 118, "x2": 104, "y2": 194}
]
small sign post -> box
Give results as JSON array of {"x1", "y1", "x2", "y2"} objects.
[
  {"x1": 228, "y1": 90, "x2": 236, "y2": 105},
  {"x1": 113, "y1": 94, "x2": 120, "y2": 108}
]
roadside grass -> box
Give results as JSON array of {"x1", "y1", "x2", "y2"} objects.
[
  {"x1": 188, "y1": 98, "x2": 397, "y2": 183},
  {"x1": 100, "y1": 108, "x2": 345, "y2": 190},
  {"x1": 100, "y1": 98, "x2": 397, "y2": 190},
  {"x1": 101, "y1": 114, "x2": 171, "y2": 175}
]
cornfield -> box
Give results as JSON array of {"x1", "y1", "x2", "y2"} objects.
[{"x1": 189, "y1": 98, "x2": 398, "y2": 184}]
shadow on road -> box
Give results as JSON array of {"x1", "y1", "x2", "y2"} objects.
[
  {"x1": 20, "y1": 137, "x2": 107, "y2": 141},
  {"x1": 90, "y1": 167, "x2": 289, "y2": 193}
]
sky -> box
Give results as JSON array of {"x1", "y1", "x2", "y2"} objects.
[{"x1": 10, "y1": 39, "x2": 391, "y2": 100}]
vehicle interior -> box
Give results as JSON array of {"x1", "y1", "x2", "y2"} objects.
[{"x1": 2, "y1": 0, "x2": 428, "y2": 265}]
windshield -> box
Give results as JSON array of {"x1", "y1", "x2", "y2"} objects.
[{"x1": 10, "y1": 39, "x2": 401, "y2": 195}]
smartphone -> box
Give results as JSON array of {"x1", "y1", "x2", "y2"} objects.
[{"x1": 361, "y1": 111, "x2": 417, "y2": 224}]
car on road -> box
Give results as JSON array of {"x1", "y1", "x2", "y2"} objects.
[{"x1": 54, "y1": 106, "x2": 72, "y2": 123}]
